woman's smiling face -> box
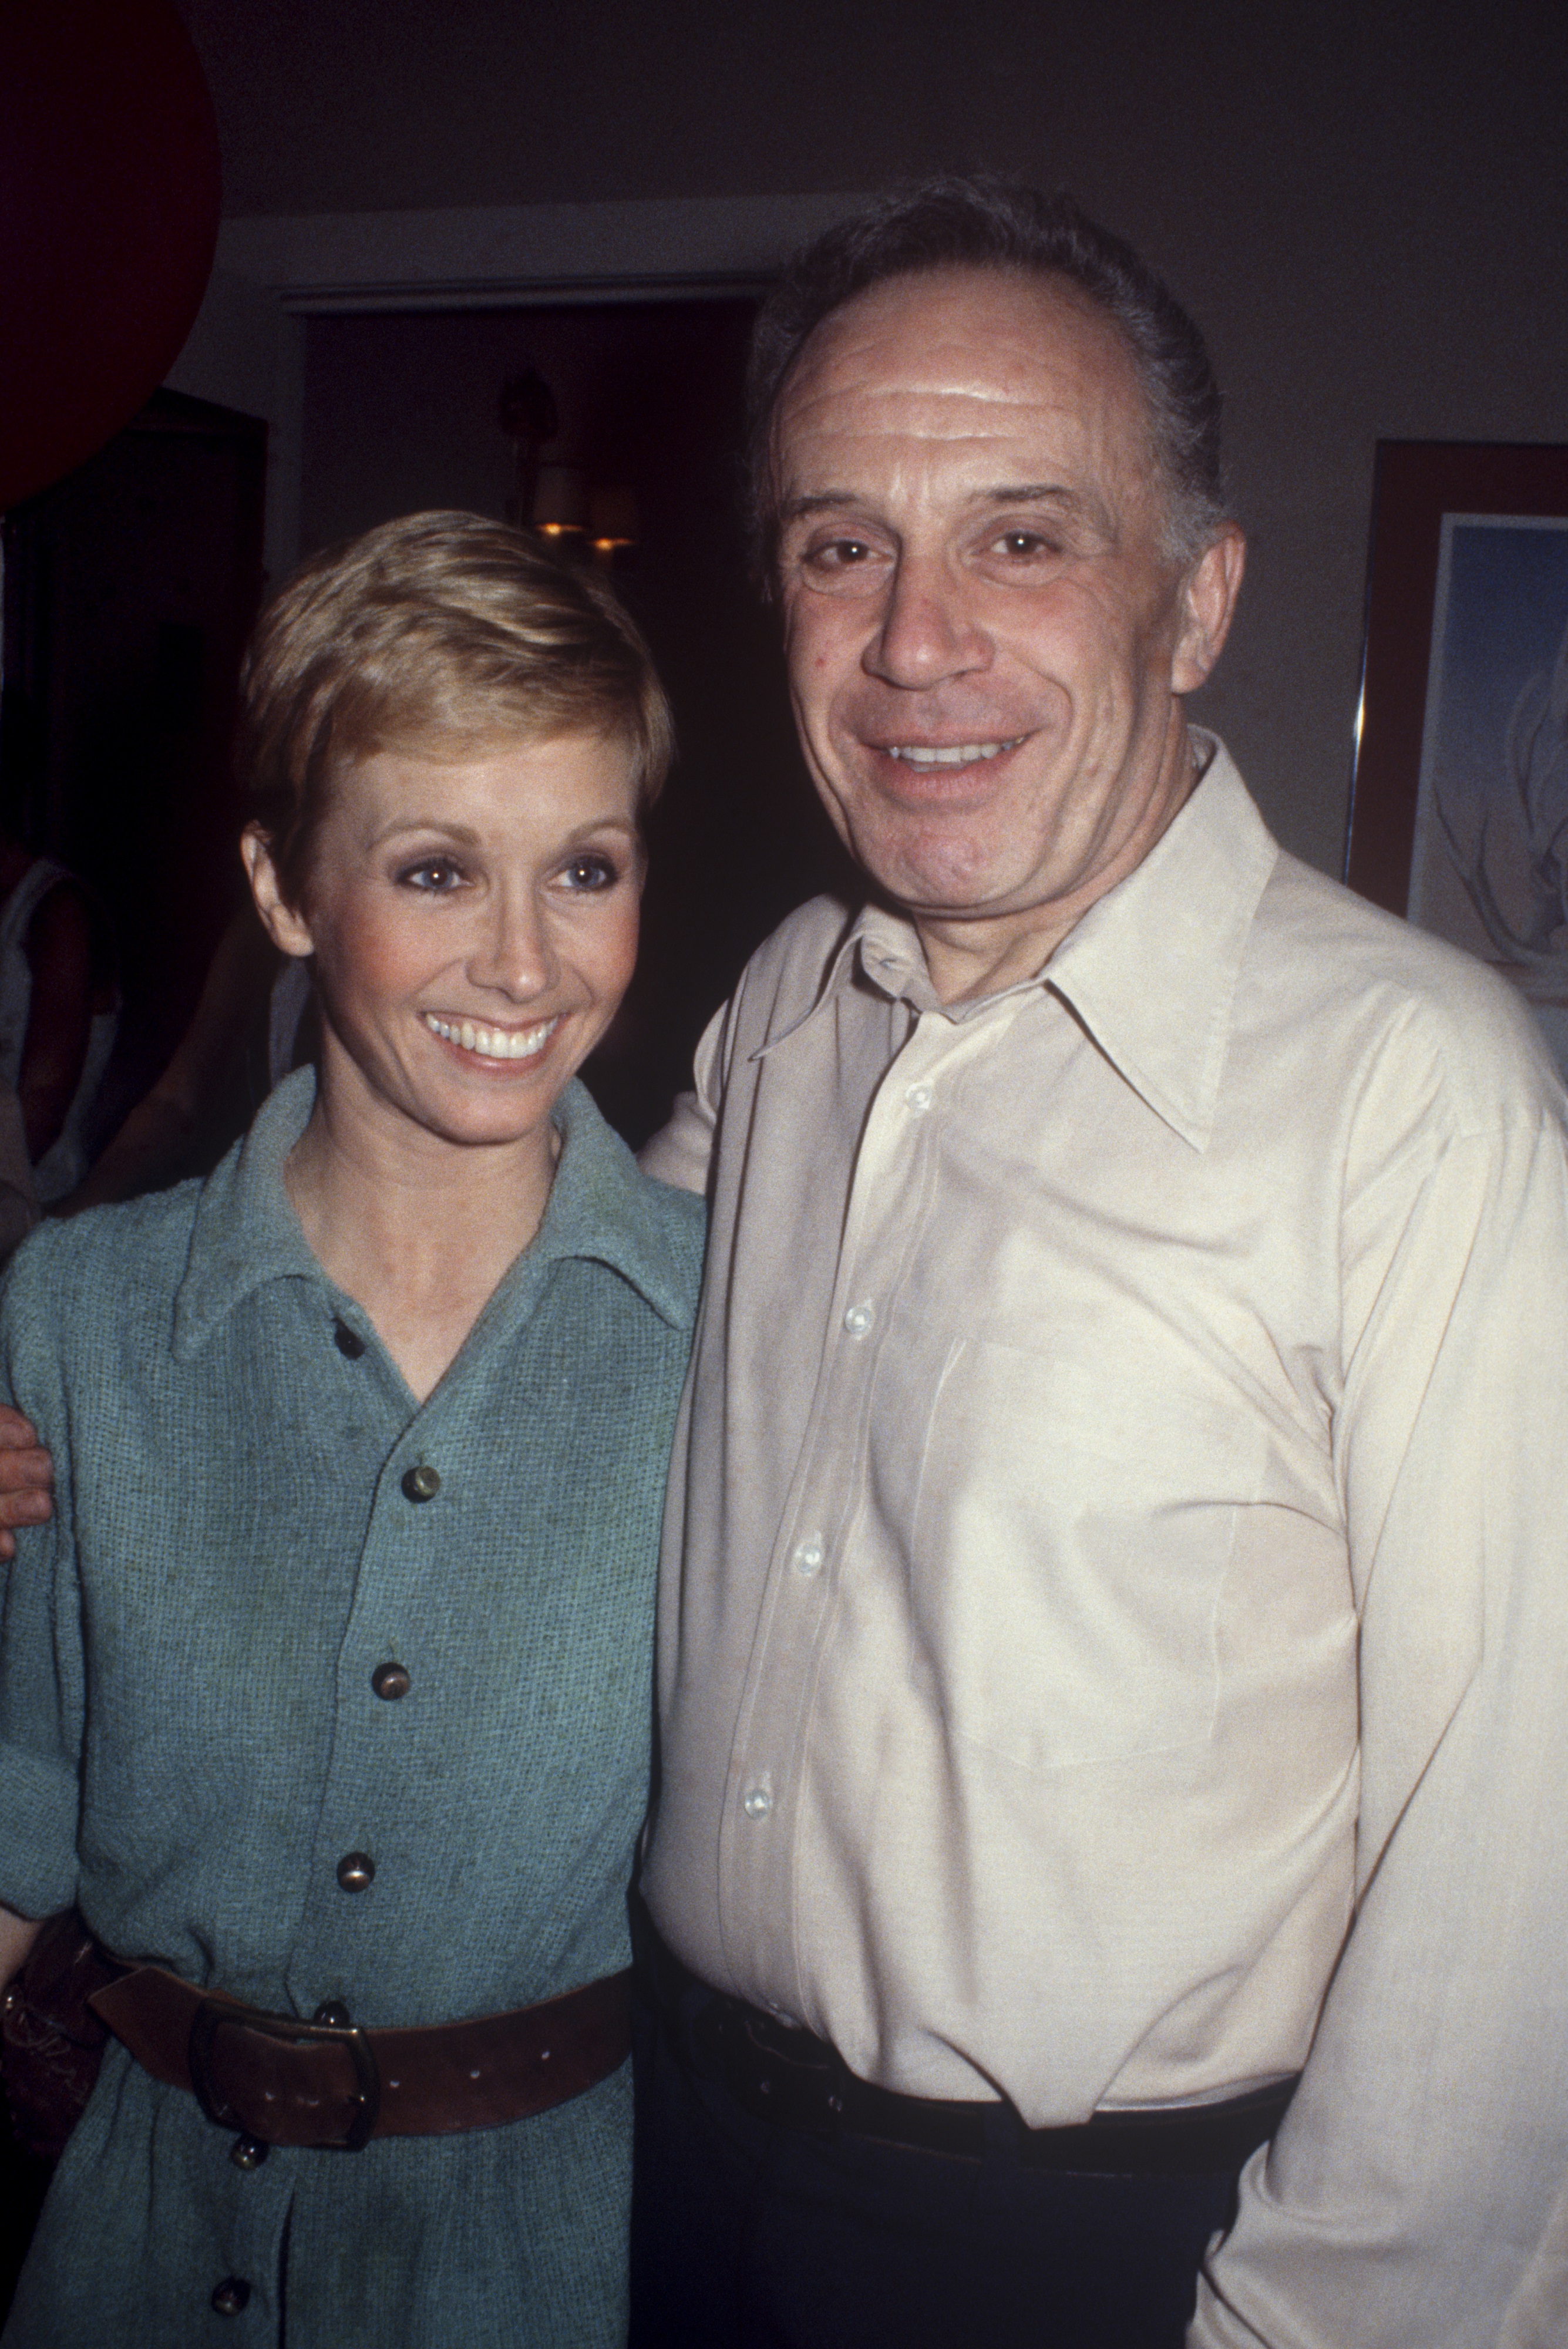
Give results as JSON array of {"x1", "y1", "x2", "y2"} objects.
[{"x1": 245, "y1": 727, "x2": 643, "y2": 1162}]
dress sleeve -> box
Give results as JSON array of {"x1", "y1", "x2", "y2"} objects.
[
  {"x1": 0, "y1": 1229, "x2": 85, "y2": 1920},
  {"x1": 1193, "y1": 1108, "x2": 1568, "y2": 2347},
  {"x1": 637, "y1": 1002, "x2": 726, "y2": 1196}
]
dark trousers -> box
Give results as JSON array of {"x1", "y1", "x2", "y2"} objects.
[{"x1": 628, "y1": 1961, "x2": 1244, "y2": 2349}]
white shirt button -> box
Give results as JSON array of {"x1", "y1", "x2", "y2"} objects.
[
  {"x1": 843, "y1": 1301, "x2": 874, "y2": 1338},
  {"x1": 792, "y1": 1535, "x2": 825, "y2": 1577},
  {"x1": 905, "y1": 1081, "x2": 934, "y2": 1113},
  {"x1": 742, "y1": 1786, "x2": 773, "y2": 1819}
]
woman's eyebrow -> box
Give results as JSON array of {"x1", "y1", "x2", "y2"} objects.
[{"x1": 371, "y1": 817, "x2": 483, "y2": 847}]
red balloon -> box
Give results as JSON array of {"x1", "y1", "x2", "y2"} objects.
[{"x1": 0, "y1": 0, "x2": 221, "y2": 509}]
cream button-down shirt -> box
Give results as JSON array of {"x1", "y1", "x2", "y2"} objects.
[{"x1": 641, "y1": 741, "x2": 1568, "y2": 2347}]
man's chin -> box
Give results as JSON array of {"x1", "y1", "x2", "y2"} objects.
[{"x1": 858, "y1": 846, "x2": 1037, "y2": 927}]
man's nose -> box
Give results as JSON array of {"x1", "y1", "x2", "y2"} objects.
[
  {"x1": 863, "y1": 551, "x2": 992, "y2": 689},
  {"x1": 467, "y1": 886, "x2": 555, "y2": 999}
]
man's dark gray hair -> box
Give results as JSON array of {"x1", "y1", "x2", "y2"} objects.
[{"x1": 747, "y1": 176, "x2": 1227, "y2": 578}]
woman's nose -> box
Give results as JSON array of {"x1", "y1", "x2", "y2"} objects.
[{"x1": 467, "y1": 888, "x2": 555, "y2": 999}]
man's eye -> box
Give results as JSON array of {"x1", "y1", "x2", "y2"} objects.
[
  {"x1": 399, "y1": 858, "x2": 463, "y2": 891},
  {"x1": 804, "y1": 537, "x2": 876, "y2": 570},
  {"x1": 561, "y1": 853, "x2": 619, "y2": 891},
  {"x1": 991, "y1": 529, "x2": 1060, "y2": 559}
]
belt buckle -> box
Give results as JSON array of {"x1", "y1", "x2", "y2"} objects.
[{"x1": 187, "y1": 1999, "x2": 382, "y2": 2151}]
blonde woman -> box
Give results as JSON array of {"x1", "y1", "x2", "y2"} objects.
[{"x1": 0, "y1": 514, "x2": 702, "y2": 2347}]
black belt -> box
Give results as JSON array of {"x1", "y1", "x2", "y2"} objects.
[{"x1": 651, "y1": 1934, "x2": 1296, "y2": 2176}]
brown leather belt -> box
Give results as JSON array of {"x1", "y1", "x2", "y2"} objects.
[{"x1": 89, "y1": 1965, "x2": 631, "y2": 2151}]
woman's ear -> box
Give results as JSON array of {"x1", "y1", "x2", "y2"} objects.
[{"x1": 241, "y1": 825, "x2": 315, "y2": 960}]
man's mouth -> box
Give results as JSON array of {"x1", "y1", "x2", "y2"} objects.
[
  {"x1": 882, "y1": 738, "x2": 1025, "y2": 768},
  {"x1": 423, "y1": 1012, "x2": 560, "y2": 1062}
]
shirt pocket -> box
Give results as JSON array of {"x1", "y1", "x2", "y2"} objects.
[{"x1": 906, "y1": 1340, "x2": 1266, "y2": 1774}]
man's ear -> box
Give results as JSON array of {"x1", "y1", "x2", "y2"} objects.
[
  {"x1": 1171, "y1": 524, "x2": 1246, "y2": 696},
  {"x1": 241, "y1": 824, "x2": 315, "y2": 960}
]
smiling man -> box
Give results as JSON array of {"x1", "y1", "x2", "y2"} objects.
[{"x1": 631, "y1": 182, "x2": 1568, "y2": 2348}]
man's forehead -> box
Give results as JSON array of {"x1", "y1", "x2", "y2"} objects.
[
  {"x1": 791, "y1": 264, "x2": 1129, "y2": 383},
  {"x1": 770, "y1": 265, "x2": 1156, "y2": 515},
  {"x1": 776, "y1": 269, "x2": 1146, "y2": 445}
]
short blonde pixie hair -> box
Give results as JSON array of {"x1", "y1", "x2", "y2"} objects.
[{"x1": 238, "y1": 510, "x2": 675, "y2": 907}]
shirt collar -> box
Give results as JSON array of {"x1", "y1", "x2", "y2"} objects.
[
  {"x1": 173, "y1": 1066, "x2": 696, "y2": 1359},
  {"x1": 1044, "y1": 738, "x2": 1278, "y2": 1150},
  {"x1": 758, "y1": 735, "x2": 1278, "y2": 1151}
]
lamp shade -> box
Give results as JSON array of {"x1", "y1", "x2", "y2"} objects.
[
  {"x1": 588, "y1": 484, "x2": 639, "y2": 547},
  {"x1": 531, "y1": 463, "x2": 589, "y2": 533},
  {"x1": 0, "y1": 0, "x2": 221, "y2": 510}
]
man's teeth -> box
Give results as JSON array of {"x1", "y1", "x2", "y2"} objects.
[
  {"x1": 886, "y1": 740, "x2": 1019, "y2": 766},
  {"x1": 423, "y1": 1012, "x2": 558, "y2": 1060}
]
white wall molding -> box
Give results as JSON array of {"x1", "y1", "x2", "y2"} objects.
[
  {"x1": 215, "y1": 192, "x2": 866, "y2": 312},
  {"x1": 168, "y1": 192, "x2": 865, "y2": 576}
]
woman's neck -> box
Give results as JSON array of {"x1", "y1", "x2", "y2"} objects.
[{"x1": 284, "y1": 1072, "x2": 561, "y2": 1405}]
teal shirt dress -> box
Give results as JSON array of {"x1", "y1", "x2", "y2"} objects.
[{"x1": 0, "y1": 1069, "x2": 705, "y2": 2347}]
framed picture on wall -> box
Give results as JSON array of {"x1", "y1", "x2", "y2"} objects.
[{"x1": 1345, "y1": 441, "x2": 1568, "y2": 1077}]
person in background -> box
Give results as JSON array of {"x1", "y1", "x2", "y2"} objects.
[
  {"x1": 0, "y1": 832, "x2": 117, "y2": 1203},
  {"x1": 57, "y1": 904, "x2": 302, "y2": 1215},
  {"x1": 0, "y1": 1090, "x2": 37, "y2": 1265},
  {"x1": 0, "y1": 510, "x2": 701, "y2": 2345}
]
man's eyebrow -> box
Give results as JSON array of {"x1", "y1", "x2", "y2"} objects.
[
  {"x1": 778, "y1": 482, "x2": 1113, "y2": 531},
  {"x1": 982, "y1": 483, "x2": 1081, "y2": 507},
  {"x1": 777, "y1": 491, "x2": 859, "y2": 524},
  {"x1": 982, "y1": 483, "x2": 1115, "y2": 534}
]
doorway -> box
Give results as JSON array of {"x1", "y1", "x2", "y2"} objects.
[{"x1": 301, "y1": 298, "x2": 856, "y2": 1144}]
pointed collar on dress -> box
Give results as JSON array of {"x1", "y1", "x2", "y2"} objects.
[{"x1": 172, "y1": 1067, "x2": 696, "y2": 1359}]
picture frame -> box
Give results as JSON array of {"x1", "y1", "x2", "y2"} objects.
[{"x1": 1344, "y1": 440, "x2": 1568, "y2": 1075}]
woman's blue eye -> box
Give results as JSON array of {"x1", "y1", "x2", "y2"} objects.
[
  {"x1": 564, "y1": 854, "x2": 618, "y2": 890},
  {"x1": 401, "y1": 859, "x2": 462, "y2": 891}
]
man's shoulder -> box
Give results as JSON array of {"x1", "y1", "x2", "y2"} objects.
[
  {"x1": 725, "y1": 894, "x2": 863, "y2": 1031},
  {"x1": 1249, "y1": 850, "x2": 1564, "y2": 1130},
  {"x1": 740, "y1": 892, "x2": 862, "y2": 974}
]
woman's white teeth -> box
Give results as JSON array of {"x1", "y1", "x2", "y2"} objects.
[
  {"x1": 887, "y1": 740, "x2": 1018, "y2": 766},
  {"x1": 423, "y1": 1012, "x2": 557, "y2": 1059}
]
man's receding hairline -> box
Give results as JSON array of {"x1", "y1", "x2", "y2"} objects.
[
  {"x1": 767, "y1": 263, "x2": 1183, "y2": 561},
  {"x1": 775, "y1": 257, "x2": 1129, "y2": 387}
]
